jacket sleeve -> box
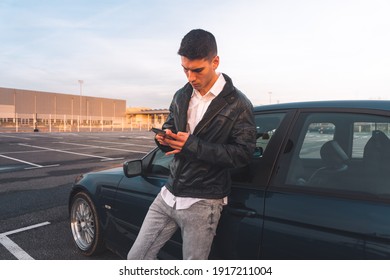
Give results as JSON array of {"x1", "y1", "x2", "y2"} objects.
[{"x1": 182, "y1": 104, "x2": 257, "y2": 168}]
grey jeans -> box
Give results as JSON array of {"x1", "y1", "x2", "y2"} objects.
[{"x1": 127, "y1": 193, "x2": 223, "y2": 260}]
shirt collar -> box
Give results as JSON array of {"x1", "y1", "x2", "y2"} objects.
[{"x1": 192, "y1": 73, "x2": 226, "y2": 98}]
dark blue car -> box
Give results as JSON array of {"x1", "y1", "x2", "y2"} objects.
[{"x1": 69, "y1": 100, "x2": 390, "y2": 259}]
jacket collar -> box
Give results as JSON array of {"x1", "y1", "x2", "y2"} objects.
[{"x1": 177, "y1": 73, "x2": 236, "y2": 135}]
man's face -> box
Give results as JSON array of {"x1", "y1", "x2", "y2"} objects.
[{"x1": 181, "y1": 56, "x2": 219, "y2": 96}]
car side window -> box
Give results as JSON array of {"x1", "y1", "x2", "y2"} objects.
[
  {"x1": 300, "y1": 122, "x2": 335, "y2": 159},
  {"x1": 283, "y1": 112, "x2": 390, "y2": 196},
  {"x1": 352, "y1": 121, "x2": 390, "y2": 158},
  {"x1": 231, "y1": 112, "x2": 286, "y2": 184},
  {"x1": 254, "y1": 113, "x2": 286, "y2": 158}
]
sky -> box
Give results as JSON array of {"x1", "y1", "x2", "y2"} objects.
[{"x1": 1, "y1": 0, "x2": 390, "y2": 108}]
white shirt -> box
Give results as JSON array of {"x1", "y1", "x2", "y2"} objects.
[{"x1": 161, "y1": 73, "x2": 227, "y2": 209}]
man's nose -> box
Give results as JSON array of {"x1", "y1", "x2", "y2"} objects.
[{"x1": 187, "y1": 71, "x2": 196, "y2": 82}]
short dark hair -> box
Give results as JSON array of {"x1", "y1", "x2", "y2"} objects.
[{"x1": 177, "y1": 29, "x2": 218, "y2": 60}]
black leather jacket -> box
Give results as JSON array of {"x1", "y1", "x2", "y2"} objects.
[{"x1": 158, "y1": 74, "x2": 256, "y2": 199}]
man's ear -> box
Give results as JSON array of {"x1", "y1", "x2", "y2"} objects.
[{"x1": 212, "y1": 56, "x2": 220, "y2": 70}]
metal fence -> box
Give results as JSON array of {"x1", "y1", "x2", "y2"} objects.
[{"x1": 0, "y1": 113, "x2": 158, "y2": 133}]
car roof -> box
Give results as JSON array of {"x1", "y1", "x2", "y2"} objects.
[{"x1": 253, "y1": 100, "x2": 390, "y2": 112}]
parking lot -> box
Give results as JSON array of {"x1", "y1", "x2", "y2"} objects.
[{"x1": 0, "y1": 131, "x2": 157, "y2": 259}]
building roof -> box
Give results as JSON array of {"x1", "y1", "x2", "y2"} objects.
[{"x1": 126, "y1": 108, "x2": 169, "y2": 114}]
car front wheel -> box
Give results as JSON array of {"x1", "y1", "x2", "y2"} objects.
[{"x1": 70, "y1": 192, "x2": 104, "y2": 256}]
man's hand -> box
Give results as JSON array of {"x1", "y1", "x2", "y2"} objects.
[
  {"x1": 164, "y1": 130, "x2": 190, "y2": 155},
  {"x1": 155, "y1": 129, "x2": 171, "y2": 146}
]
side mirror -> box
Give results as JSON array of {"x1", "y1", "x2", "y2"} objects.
[{"x1": 123, "y1": 160, "x2": 142, "y2": 178}]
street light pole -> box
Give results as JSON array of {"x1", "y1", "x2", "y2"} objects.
[{"x1": 78, "y1": 80, "x2": 83, "y2": 130}]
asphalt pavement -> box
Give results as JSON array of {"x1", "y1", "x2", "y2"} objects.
[{"x1": 0, "y1": 130, "x2": 156, "y2": 260}]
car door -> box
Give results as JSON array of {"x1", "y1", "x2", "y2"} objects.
[
  {"x1": 211, "y1": 110, "x2": 292, "y2": 259},
  {"x1": 109, "y1": 149, "x2": 178, "y2": 258},
  {"x1": 261, "y1": 109, "x2": 390, "y2": 259}
]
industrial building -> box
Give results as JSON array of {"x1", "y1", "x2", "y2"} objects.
[
  {"x1": 126, "y1": 107, "x2": 169, "y2": 130},
  {"x1": 0, "y1": 87, "x2": 126, "y2": 132}
]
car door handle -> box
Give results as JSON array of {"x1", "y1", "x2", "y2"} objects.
[{"x1": 227, "y1": 207, "x2": 258, "y2": 218}]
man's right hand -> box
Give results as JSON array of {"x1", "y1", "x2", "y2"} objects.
[{"x1": 156, "y1": 129, "x2": 171, "y2": 146}]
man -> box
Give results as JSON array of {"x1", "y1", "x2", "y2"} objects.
[{"x1": 127, "y1": 29, "x2": 256, "y2": 260}]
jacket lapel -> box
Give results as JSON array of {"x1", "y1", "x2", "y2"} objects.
[
  {"x1": 176, "y1": 85, "x2": 192, "y2": 132},
  {"x1": 180, "y1": 73, "x2": 235, "y2": 135},
  {"x1": 193, "y1": 95, "x2": 228, "y2": 135}
]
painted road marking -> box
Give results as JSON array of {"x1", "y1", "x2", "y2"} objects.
[
  {"x1": 0, "y1": 134, "x2": 31, "y2": 140},
  {"x1": 18, "y1": 143, "x2": 124, "y2": 161},
  {"x1": 0, "y1": 166, "x2": 20, "y2": 171},
  {"x1": 0, "y1": 154, "x2": 60, "y2": 169},
  {"x1": 0, "y1": 221, "x2": 51, "y2": 260},
  {"x1": 92, "y1": 140, "x2": 155, "y2": 148},
  {"x1": 57, "y1": 141, "x2": 151, "y2": 153},
  {"x1": 24, "y1": 164, "x2": 60, "y2": 170},
  {"x1": 0, "y1": 154, "x2": 43, "y2": 168},
  {"x1": 27, "y1": 133, "x2": 64, "y2": 139}
]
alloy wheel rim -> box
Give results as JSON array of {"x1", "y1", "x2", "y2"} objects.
[{"x1": 70, "y1": 197, "x2": 95, "y2": 250}]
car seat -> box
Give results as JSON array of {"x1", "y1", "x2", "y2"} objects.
[
  {"x1": 307, "y1": 140, "x2": 349, "y2": 187},
  {"x1": 362, "y1": 130, "x2": 390, "y2": 192}
]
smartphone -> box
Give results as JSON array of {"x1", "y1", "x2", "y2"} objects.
[
  {"x1": 151, "y1": 127, "x2": 173, "y2": 140},
  {"x1": 151, "y1": 127, "x2": 166, "y2": 135}
]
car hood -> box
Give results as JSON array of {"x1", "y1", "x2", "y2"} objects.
[
  {"x1": 74, "y1": 164, "x2": 125, "y2": 191},
  {"x1": 89, "y1": 165, "x2": 124, "y2": 175}
]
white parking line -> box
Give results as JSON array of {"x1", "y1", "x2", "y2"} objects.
[
  {"x1": 0, "y1": 134, "x2": 32, "y2": 140},
  {"x1": 0, "y1": 236, "x2": 33, "y2": 260},
  {"x1": 26, "y1": 134, "x2": 64, "y2": 139},
  {"x1": 92, "y1": 140, "x2": 155, "y2": 148},
  {"x1": 18, "y1": 143, "x2": 124, "y2": 161},
  {"x1": 0, "y1": 221, "x2": 51, "y2": 260},
  {"x1": 0, "y1": 154, "x2": 60, "y2": 169},
  {"x1": 24, "y1": 164, "x2": 60, "y2": 170},
  {"x1": 58, "y1": 141, "x2": 151, "y2": 153},
  {"x1": 0, "y1": 154, "x2": 43, "y2": 168}
]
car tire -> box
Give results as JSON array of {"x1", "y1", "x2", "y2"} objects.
[{"x1": 70, "y1": 192, "x2": 105, "y2": 256}]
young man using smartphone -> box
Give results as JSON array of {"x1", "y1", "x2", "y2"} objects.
[{"x1": 128, "y1": 29, "x2": 256, "y2": 260}]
